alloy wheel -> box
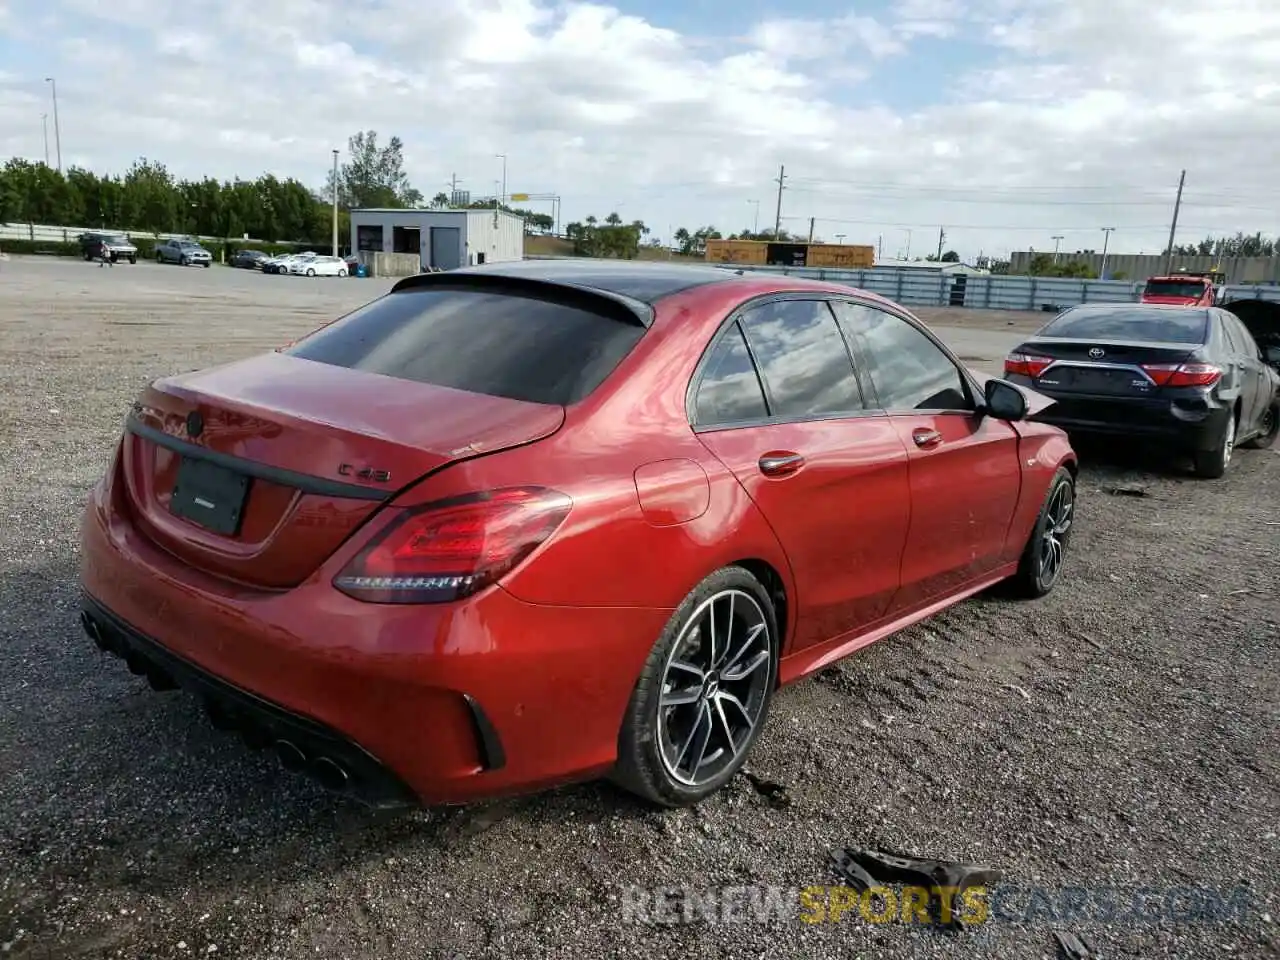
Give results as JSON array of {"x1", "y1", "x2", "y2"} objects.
[
  {"x1": 656, "y1": 590, "x2": 772, "y2": 787},
  {"x1": 1039, "y1": 481, "x2": 1073, "y2": 587}
]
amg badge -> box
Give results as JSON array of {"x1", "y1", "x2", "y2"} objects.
[{"x1": 339, "y1": 463, "x2": 392, "y2": 483}]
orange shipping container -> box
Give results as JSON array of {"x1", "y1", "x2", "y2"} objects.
[
  {"x1": 703, "y1": 239, "x2": 767, "y2": 265},
  {"x1": 805, "y1": 244, "x2": 875, "y2": 268}
]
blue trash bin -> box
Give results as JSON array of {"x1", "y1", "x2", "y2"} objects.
[{"x1": 355, "y1": 263, "x2": 368, "y2": 278}]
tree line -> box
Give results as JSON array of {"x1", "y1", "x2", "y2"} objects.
[{"x1": 0, "y1": 129, "x2": 557, "y2": 245}]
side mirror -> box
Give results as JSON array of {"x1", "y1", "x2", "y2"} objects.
[{"x1": 984, "y1": 378, "x2": 1028, "y2": 421}]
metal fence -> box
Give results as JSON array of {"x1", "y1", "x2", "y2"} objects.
[
  {"x1": 726, "y1": 265, "x2": 1280, "y2": 310},
  {"x1": 0, "y1": 221, "x2": 286, "y2": 246}
]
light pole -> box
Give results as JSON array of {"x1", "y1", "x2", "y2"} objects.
[
  {"x1": 1100, "y1": 227, "x2": 1115, "y2": 278},
  {"x1": 44, "y1": 77, "x2": 62, "y2": 171},
  {"x1": 331, "y1": 149, "x2": 340, "y2": 257},
  {"x1": 42, "y1": 114, "x2": 49, "y2": 166},
  {"x1": 835, "y1": 234, "x2": 846, "y2": 243},
  {"x1": 747, "y1": 199, "x2": 760, "y2": 235},
  {"x1": 495, "y1": 154, "x2": 506, "y2": 207},
  {"x1": 1051, "y1": 234, "x2": 1064, "y2": 262}
]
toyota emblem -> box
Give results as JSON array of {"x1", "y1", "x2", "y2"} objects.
[{"x1": 1088, "y1": 347, "x2": 1106, "y2": 359}]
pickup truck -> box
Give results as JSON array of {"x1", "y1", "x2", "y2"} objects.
[
  {"x1": 155, "y1": 238, "x2": 213, "y2": 267},
  {"x1": 79, "y1": 232, "x2": 138, "y2": 264},
  {"x1": 1139, "y1": 270, "x2": 1225, "y2": 306}
]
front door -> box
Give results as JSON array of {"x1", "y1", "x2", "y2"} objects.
[
  {"x1": 832, "y1": 300, "x2": 1023, "y2": 613},
  {"x1": 691, "y1": 297, "x2": 912, "y2": 652}
]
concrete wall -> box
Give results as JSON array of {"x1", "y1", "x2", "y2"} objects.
[
  {"x1": 1010, "y1": 251, "x2": 1280, "y2": 283},
  {"x1": 357, "y1": 252, "x2": 420, "y2": 278},
  {"x1": 465, "y1": 210, "x2": 525, "y2": 265}
]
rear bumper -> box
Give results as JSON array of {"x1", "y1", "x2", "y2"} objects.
[
  {"x1": 1007, "y1": 379, "x2": 1230, "y2": 451},
  {"x1": 78, "y1": 461, "x2": 668, "y2": 806}
]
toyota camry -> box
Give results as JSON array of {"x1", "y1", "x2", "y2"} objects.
[{"x1": 79, "y1": 260, "x2": 1078, "y2": 809}]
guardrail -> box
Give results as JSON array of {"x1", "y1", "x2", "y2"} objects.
[
  {"x1": 0, "y1": 222, "x2": 294, "y2": 246},
  {"x1": 724, "y1": 265, "x2": 1280, "y2": 310}
]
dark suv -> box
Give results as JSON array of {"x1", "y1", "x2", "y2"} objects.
[{"x1": 79, "y1": 233, "x2": 138, "y2": 264}]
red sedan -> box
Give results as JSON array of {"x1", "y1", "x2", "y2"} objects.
[{"x1": 79, "y1": 260, "x2": 1077, "y2": 809}]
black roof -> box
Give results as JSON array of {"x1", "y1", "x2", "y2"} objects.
[{"x1": 448, "y1": 258, "x2": 742, "y2": 304}]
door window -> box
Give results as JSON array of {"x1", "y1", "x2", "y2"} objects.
[
  {"x1": 736, "y1": 299, "x2": 864, "y2": 419},
  {"x1": 833, "y1": 302, "x2": 973, "y2": 412},
  {"x1": 692, "y1": 322, "x2": 769, "y2": 425}
]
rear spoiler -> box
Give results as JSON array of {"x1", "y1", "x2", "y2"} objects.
[{"x1": 389, "y1": 271, "x2": 656, "y2": 328}]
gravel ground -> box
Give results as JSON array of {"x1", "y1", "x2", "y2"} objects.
[{"x1": 2, "y1": 257, "x2": 1278, "y2": 959}]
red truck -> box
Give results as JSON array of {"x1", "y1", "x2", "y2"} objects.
[{"x1": 1140, "y1": 269, "x2": 1226, "y2": 306}]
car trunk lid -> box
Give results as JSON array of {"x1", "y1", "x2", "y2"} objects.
[
  {"x1": 1013, "y1": 337, "x2": 1202, "y2": 397},
  {"x1": 120, "y1": 351, "x2": 565, "y2": 589}
]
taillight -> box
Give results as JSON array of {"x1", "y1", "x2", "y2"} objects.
[
  {"x1": 334, "y1": 486, "x2": 572, "y2": 604},
  {"x1": 1004, "y1": 353, "x2": 1054, "y2": 378},
  {"x1": 1140, "y1": 362, "x2": 1222, "y2": 388}
]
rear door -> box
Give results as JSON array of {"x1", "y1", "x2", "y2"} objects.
[
  {"x1": 832, "y1": 300, "x2": 1022, "y2": 612},
  {"x1": 691, "y1": 297, "x2": 911, "y2": 652},
  {"x1": 1220, "y1": 310, "x2": 1268, "y2": 434}
]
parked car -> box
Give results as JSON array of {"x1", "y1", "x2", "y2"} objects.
[
  {"x1": 79, "y1": 260, "x2": 1077, "y2": 810},
  {"x1": 155, "y1": 238, "x2": 212, "y2": 267},
  {"x1": 78, "y1": 232, "x2": 138, "y2": 264},
  {"x1": 1003, "y1": 302, "x2": 1279, "y2": 476},
  {"x1": 289, "y1": 255, "x2": 349, "y2": 277},
  {"x1": 263, "y1": 252, "x2": 316, "y2": 275},
  {"x1": 230, "y1": 249, "x2": 269, "y2": 270}
]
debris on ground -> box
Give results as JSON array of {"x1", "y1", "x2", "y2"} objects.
[
  {"x1": 1004, "y1": 682, "x2": 1032, "y2": 701},
  {"x1": 1104, "y1": 485, "x2": 1148, "y2": 498},
  {"x1": 1053, "y1": 930, "x2": 1098, "y2": 959},
  {"x1": 828, "y1": 846, "x2": 1002, "y2": 929}
]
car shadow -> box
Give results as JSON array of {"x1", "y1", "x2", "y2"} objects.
[{"x1": 0, "y1": 557, "x2": 664, "y2": 913}]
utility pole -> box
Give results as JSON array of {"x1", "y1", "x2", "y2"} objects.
[
  {"x1": 747, "y1": 199, "x2": 759, "y2": 235},
  {"x1": 904, "y1": 229, "x2": 912, "y2": 260},
  {"x1": 1100, "y1": 226, "x2": 1116, "y2": 278},
  {"x1": 877, "y1": 235, "x2": 882, "y2": 259},
  {"x1": 1051, "y1": 235, "x2": 1064, "y2": 262},
  {"x1": 331, "y1": 149, "x2": 339, "y2": 257},
  {"x1": 1163, "y1": 169, "x2": 1186, "y2": 274},
  {"x1": 936, "y1": 226, "x2": 946, "y2": 260},
  {"x1": 807, "y1": 217, "x2": 815, "y2": 243},
  {"x1": 44, "y1": 77, "x2": 61, "y2": 171},
  {"x1": 42, "y1": 114, "x2": 49, "y2": 166},
  {"x1": 772, "y1": 165, "x2": 785, "y2": 239},
  {"x1": 495, "y1": 154, "x2": 506, "y2": 206}
]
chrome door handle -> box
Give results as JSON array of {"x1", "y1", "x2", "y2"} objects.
[
  {"x1": 912, "y1": 428, "x2": 943, "y2": 448},
  {"x1": 758, "y1": 453, "x2": 805, "y2": 477}
]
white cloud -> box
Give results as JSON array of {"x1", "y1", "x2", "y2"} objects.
[{"x1": 1, "y1": 0, "x2": 1278, "y2": 262}]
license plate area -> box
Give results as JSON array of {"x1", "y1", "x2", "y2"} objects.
[
  {"x1": 170, "y1": 456, "x2": 251, "y2": 535},
  {"x1": 1042, "y1": 365, "x2": 1140, "y2": 393}
]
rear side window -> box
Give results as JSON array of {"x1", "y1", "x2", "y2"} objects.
[
  {"x1": 285, "y1": 287, "x2": 645, "y2": 405},
  {"x1": 737, "y1": 299, "x2": 864, "y2": 418},
  {"x1": 694, "y1": 323, "x2": 768, "y2": 425},
  {"x1": 1040, "y1": 308, "x2": 1209, "y2": 345}
]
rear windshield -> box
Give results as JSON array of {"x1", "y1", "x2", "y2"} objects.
[
  {"x1": 1040, "y1": 308, "x2": 1209, "y2": 345},
  {"x1": 1144, "y1": 280, "x2": 1208, "y2": 298},
  {"x1": 285, "y1": 287, "x2": 646, "y2": 405}
]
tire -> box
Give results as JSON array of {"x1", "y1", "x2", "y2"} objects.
[
  {"x1": 1007, "y1": 466, "x2": 1075, "y2": 599},
  {"x1": 306, "y1": 268, "x2": 315, "y2": 277},
  {"x1": 613, "y1": 565, "x2": 779, "y2": 807},
  {"x1": 338, "y1": 268, "x2": 348, "y2": 277},
  {"x1": 180, "y1": 257, "x2": 189, "y2": 267},
  {"x1": 202, "y1": 262, "x2": 210, "y2": 268},
  {"x1": 1192, "y1": 412, "x2": 1235, "y2": 478},
  {"x1": 1243, "y1": 401, "x2": 1278, "y2": 450},
  {"x1": 128, "y1": 256, "x2": 136, "y2": 265}
]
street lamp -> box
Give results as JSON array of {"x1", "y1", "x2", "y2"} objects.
[
  {"x1": 495, "y1": 154, "x2": 506, "y2": 206},
  {"x1": 747, "y1": 199, "x2": 760, "y2": 235},
  {"x1": 1100, "y1": 227, "x2": 1116, "y2": 278},
  {"x1": 44, "y1": 77, "x2": 61, "y2": 171},
  {"x1": 1051, "y1": 234, "x2": 1064, "y2": 262},
  {"x1": 331, "y1": 149, "x2": 341, "y2": 257},
  {"x1": 42, "y1": 114, "x2": 49, "y2": 166},
  {"x1": 835, "y1": 234, "x2": 846, "y2": 243}
]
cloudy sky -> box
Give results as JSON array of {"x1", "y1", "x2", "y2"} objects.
[{"x1": 2, "y1": 0, "x2": 1278, "y2": 261}]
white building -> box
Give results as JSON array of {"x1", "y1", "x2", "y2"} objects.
[
  {"x1": 349, "y1": 208, "x2": 525, "y2": 270},
  {"x1": 874, "y1": 257, "x2": 987, "y2": 276}
]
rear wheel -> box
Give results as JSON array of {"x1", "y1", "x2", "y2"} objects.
[
  {"x1": 614, "y1": 566, "x2": 778, "y2": 807},
  {"x1": 1008, "y1": 466, "x2": 1074, "y2": 599},
  {"x1": 1243, "y1": 402, "x2": 1278, "y2": 450},
  {"x1": 1192, "y1": 412, "x2": 1235, "y2": 478},
  {"x1": 338, "y1": 268, "x2": 348, "y2": 277},
  {"x1": 128, "y1": 255, "x2": 136, "y2": 264},
  {"x1": 306, "y1": 268, "x2": 316, "y2": 277}
]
